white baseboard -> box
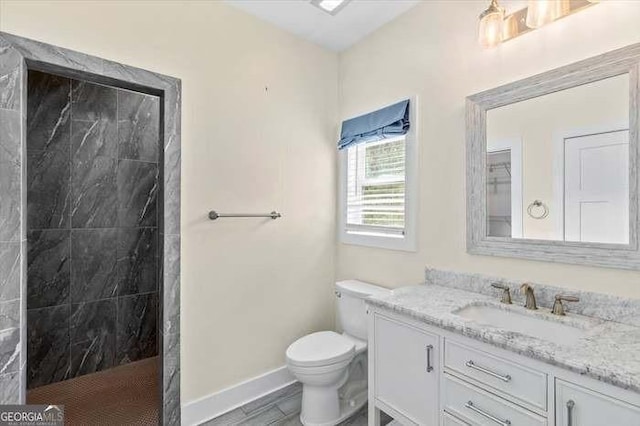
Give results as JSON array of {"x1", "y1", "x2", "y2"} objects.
[{"x1": 182, "y1": 366, "x2": 296, "y2": 426}]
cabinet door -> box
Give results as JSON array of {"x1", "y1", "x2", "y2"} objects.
[
  {"x1": 556, "y1": 379, "x2": 640, "y2": 426},
  {"x1": 374, "y1": 314, "x2": 439, "y2": 425}
]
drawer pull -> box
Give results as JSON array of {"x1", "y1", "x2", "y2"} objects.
[
  {"x1": 566, "y1": 399, "x2": 575, "y2": 426},
  {"x1": 465, "y1": 360, "x2": 511, "y2": 382},
  {"x1": 465, "y1": 401, "x2": 511, "y2": 426},
  {"x1": 426, "y1": 344, "x2": 434, "y2": 372}
]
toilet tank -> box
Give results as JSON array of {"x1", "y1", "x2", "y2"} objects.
[{"x1": 336, "y1": 280, "x2": 391, "y2": 340}]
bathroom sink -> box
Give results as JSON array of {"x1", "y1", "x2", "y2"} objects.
[{"x1": 454, "y1": 304, "x2": 587, "y2": 346}]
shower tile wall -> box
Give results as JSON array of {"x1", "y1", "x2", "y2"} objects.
[{"x1": 26, "y1": 71, "x2": 160, "y2": 389}]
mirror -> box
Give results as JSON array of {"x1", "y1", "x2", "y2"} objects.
[
  {"x1": 486, "y1": 74, "x2": 630, "y2": 244},
  {"x1": 466, "y1": 43, "x2": 640, "y2": 270}
]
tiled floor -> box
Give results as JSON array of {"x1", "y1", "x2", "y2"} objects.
[{"x1": 202, "y1": 382, "x2": 373, "y2": 426}]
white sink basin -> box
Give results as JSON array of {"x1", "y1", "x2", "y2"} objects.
[{"x1": 454, "y1": 304, "x2": 587, "y2": 346}]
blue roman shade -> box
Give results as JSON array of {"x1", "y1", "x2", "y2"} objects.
[{"x1": 338, "y1": 99, "x2": 410, "y2": 150}]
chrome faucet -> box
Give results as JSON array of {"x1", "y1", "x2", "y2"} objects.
[
  {"x1": 520, "y1": 283, "x2": 537, "y2": 310},
  {"x1": 552, "y1": 294, "x2": 580, "y2": 316},
  {"x1": 491, "y1": 282, "x2": 512, "y2": 304}
]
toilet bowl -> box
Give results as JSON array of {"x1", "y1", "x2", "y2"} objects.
[{"x1": 285, "y1": 281, "x2": 390, "y2": 426}]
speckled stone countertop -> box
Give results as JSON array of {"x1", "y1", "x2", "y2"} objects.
[{"x1": 366, "y1": 281, "x2": 640, "y2": 393}]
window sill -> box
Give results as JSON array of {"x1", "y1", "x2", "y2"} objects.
[{"x1": 340, "y1": 230, "x2": 416, "y2": 252}]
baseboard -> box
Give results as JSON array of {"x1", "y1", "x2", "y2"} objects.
[{"x1": 182, "y1": 366, "x2": 296, "y2": 426}]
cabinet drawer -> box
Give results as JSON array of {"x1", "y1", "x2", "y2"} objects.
[
  {"x1": 443, "y1": 374, "x2": 547, "y2": 426},
  {"x1": 443, "y1": 411, "x2": 471, "y2": 425},
  {"x1": 445, "y1": 340, "x2": 547, "y2": 411},
  {"x1": 556, "y1": 379, "x2": 640, "y2": 426}
]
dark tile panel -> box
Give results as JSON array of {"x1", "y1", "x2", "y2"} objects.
[
  {"x1": 69, "y1": 332, "x2": 115, "y2": 378},
  {"x1": 27, "y1": 148, "x2": 70, "y2": 230},
  {"x1": 70, "y1": 229, "x2": 117, "y2": 303},
  {"x1": 69, "y1": 299, "x2": 116, "y2": 347},
  {"x1": 71, "y1": 155, "x2": 117, "y2": 229},
  {"x1": 27, "y1": 229, "x2": 70, "y2": 309},
  {"x1": 0, "y1": 242, "x2": 20, "y2": 301},
  {"x1": 117, "y1": 160, "x2": 158, "y2": 227},
  {"x1": 71, "y1": 118, "x2": 117, "y2": 160},
  {"x1": 116, "y1": 293, "x2": 157, "y2": 364},
  {"x1": 117, "y1": 228, "x2": 157, "y2": 296},
  {"x1": 27, "y1": 71, "x2": 71, "y2": 152},
  {"x1": 117, "y1": 90, "x2": 159, "y2": 162},
  {"x1": 27, "y1": 305, "x2": 70, "y2": 388},
  {"x1": 0, "y1": 160, "x2": 21, "y2": 241},
  {"x1": 71, "y1": 80, "x2": 116, "y2": 122}
]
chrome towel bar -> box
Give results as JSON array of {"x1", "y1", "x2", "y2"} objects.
[{"x1": 208, "y1": 211, "x2": 282, "y2": 221}]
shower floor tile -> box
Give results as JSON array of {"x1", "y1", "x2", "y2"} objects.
[{"x1": 27, "y1": 356, "x2": 159, "y2": 425}]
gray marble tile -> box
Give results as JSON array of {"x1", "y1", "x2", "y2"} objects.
[
  {"x1": 238, "y1": 406, "x2": 285, "y2": 426},
  {"x1": 69, "y1": 333, "x2": 115, "y2": 378},
  {"x1": 117, "y1": 160, "x2": 158, "y2": 227},
  {"x1": 71, "y1": 118, "x2": 117, "y2": 160},
  {"x1": 162, "y1": 331, "x2": 180, "y2": 426},
  {"x1": 0, "y1": 327, "x2": 19, "y2": 374},
  {"x1": 163, "y1": 123, "x2": 181, "y2": 236},
  {"x1": 0, "y1": 42, "x2": 21, "y2": 111},
  {"x1": 27, "y1": 147, "x2": 70, "y2": 230},
  {"x1": 0, "y1": 299, "x2": 19, "y2": 330},
  {"x1": 0, "y1": 159, "x2": 21, "y2": 241},
  {"x1": 27, "y1": 229, "x2": 70, "y2": 309},
  {"x1": 70, "y1": 154, "x2": 117, "y2": 229},
  {"x1": 275, "y1": 391, "x2": 302, "y2": 416},
  {"x1": 273, "y1": 413, "x2": 303, "y2": 426},
  {"x1": 162, "y1": 234, "x2": 180, "y2": 334},
  {"x1": 70, "y1": 229, "x2": 117, "y2": 303},
  {"x1": 117, "y1": 228, "x2": 157, "y2": 296},
  {"x1": 116, "y1": 292, "x2": 158, "y2": 364},
  {"x1": 69, "y1": 299, "x2": 116, "y2": 346},
  {"x1": 0, "y1": 242, "x2": 20, "y2": 301},
  {"x1": 117, "y1": 90, "x2": 159, "y2": 162},
  {"x1": 27, "y1": 70, "x2": 71, "y2": 152},
  {"x1": 0, "y1": 108, "x2": 21, "y2": 166},
  {"x1": 0, "y1": 370, "x2": 20, "y2": 404},
  {"x1": 27, "y1": 305, "x2": 70, "y2": 388},
  {"x1": 242, "y1": 383, "x2": 302, "y2": 416},
  {"x1": 71, "y1": 80, "x2": 116, "y2": 122}
]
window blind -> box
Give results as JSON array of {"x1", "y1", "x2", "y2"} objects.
[
  {"x1": 346, "y1": 137, "x2": 406, "y2": 235},
  {"x1": 338, "y1": 99, "x2": 410, "y2": 150}
]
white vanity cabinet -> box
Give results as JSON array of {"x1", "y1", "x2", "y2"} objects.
[
  {"x1": 372, "y1": 313, "x2": 440, "y2": 425},
  {"x1": 368, "y1": 307, "x2": 640, "y2": 426}
]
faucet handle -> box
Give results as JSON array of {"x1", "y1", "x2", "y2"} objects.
[
  {"x1": 552, "y1": 294, "x2": 579, "y2": 316},
  {"x1": 491, "y1": 282, "x2": 512, "y2": 304}
]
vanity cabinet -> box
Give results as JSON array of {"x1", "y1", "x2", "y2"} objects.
[
  {"x1": 555, "y1": 380, "x2": 640, "y2": 426},
  {"x1": 368, "y1": 307, "x2": 640, "y2": 426},
  {"x1": 372, "y1": 314, "x2": 440, "y2": 425}
]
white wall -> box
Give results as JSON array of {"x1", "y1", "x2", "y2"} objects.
[
  {"x1": 337, "y1": 0, "x2": 640, "y2": 298},
  {"x1": 0, "y1": 0, "x2": 339, "y2": 403}
]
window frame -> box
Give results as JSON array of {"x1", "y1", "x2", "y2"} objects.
[{"x1": 338, "y1": 96, "x2": 418, "y2": 252}]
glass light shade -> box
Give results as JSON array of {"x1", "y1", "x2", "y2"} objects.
[
  {"x1": 526, "y1": 0, "x2": 570, "y2": 29},
  {"x1": 478, "y1": 3, "x2": 505, "y2": 48}
]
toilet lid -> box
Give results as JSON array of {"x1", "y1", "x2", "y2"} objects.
[{"x1": 286, "y1": 331, "x2": 355, "y2": 367}]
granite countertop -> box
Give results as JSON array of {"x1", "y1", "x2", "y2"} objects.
[{"x1": 367, "y1": 283, "x2": 640, "y2": 393}]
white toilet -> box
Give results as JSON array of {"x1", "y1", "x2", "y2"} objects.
[{"x1": 286, "y1": 280, "x2": 391, "y2": 426}]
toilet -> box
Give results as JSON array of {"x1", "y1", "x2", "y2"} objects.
[{"x1": 286, "y1": 280, "x2": 391, "y2": 426}]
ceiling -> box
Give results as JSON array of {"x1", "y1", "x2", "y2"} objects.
[{"x1": 224, "y1": 0, "x2": 421, "y2": 52}]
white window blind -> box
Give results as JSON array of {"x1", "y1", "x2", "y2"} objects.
[{"x1": 345, "y1": 136, "x2": 406, "y2": 236}]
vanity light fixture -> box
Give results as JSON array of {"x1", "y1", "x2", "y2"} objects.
[
  {"x1": 478, "y1": 0, "x2": 505, "y2": 49},
  {"x1": 310, "y1": 0, "x2": 351, "y2": 16},
  {"x1": 478, "y1": 0, "x2": 597, "y2": 48}
]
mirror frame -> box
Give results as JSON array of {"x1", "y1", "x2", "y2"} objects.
[{"x1": 466, "y1": 43, "x2": 640, "y2": 270}]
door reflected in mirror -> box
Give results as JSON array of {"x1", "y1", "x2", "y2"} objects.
[{"x1": 486, "y1": 74, "x2": 629, "y2": 244}]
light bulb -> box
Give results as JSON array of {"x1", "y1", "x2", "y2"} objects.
[
  {"x1": 526, "y1": 0, "x2": 570, "y2": 29},
  {"x1": 478, "y1": 0, "x2": 505, "y2": 49}
]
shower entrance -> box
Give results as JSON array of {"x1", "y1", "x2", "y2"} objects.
[{"x1": 0, "y1": 32, "x2": 181, "y2": 425}]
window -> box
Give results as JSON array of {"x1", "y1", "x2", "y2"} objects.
[{"x1": 339, "y1": 98, "x2": 417, "y2": 251}]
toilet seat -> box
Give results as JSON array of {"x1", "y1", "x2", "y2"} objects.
[{"x1": 286, "y1": 331, "x2": 355, "y2": 368}]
